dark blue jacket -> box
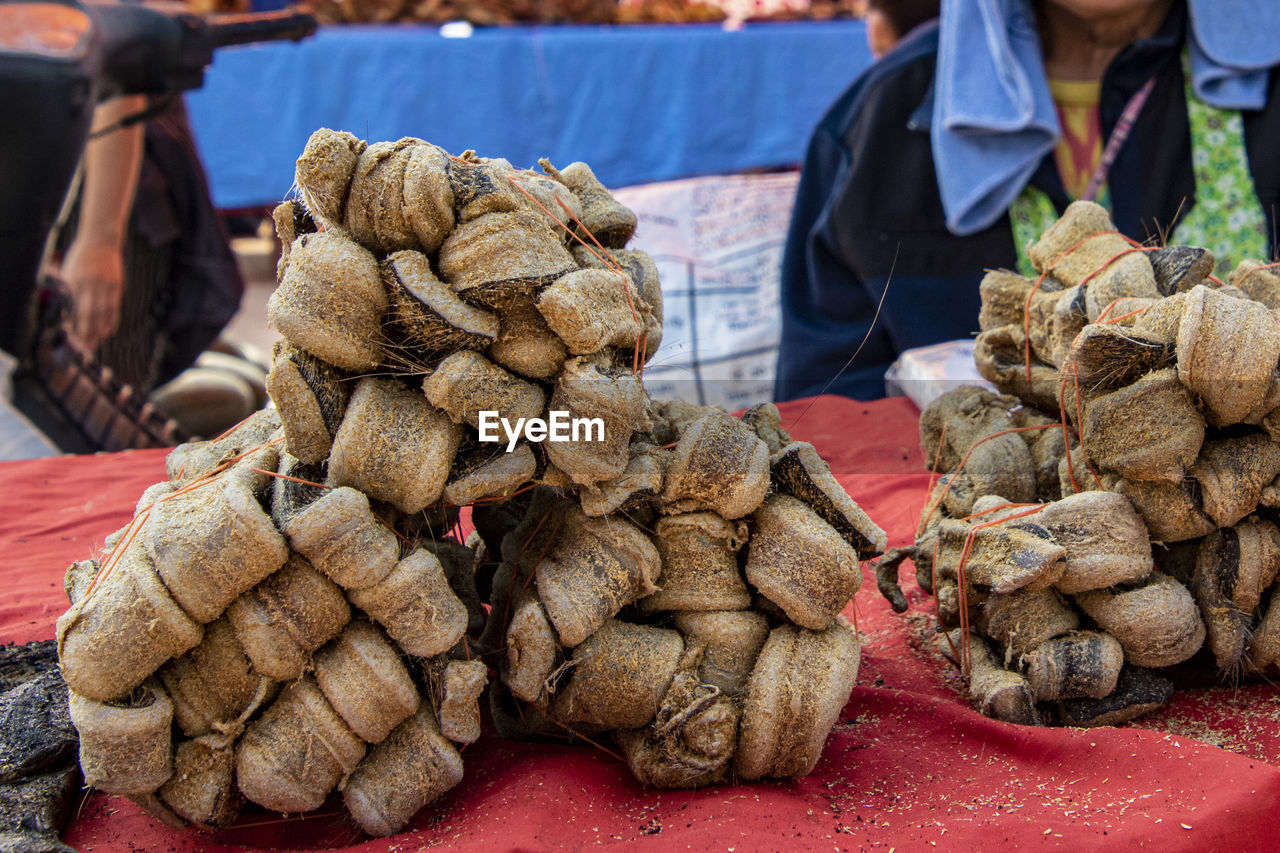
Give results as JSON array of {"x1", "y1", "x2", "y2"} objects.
[{"x1": 775, "y1": 7, "x2": 1280, "y2": 401}]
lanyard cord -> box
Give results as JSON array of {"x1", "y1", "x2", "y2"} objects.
[{"x1": 1080, "y1": 76, "x2": 1157, "y2": 203}]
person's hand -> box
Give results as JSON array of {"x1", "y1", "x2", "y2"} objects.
[
  {"x1": 58, "y1": 94, "x2": 145, "y2": 354},
  {"x1": 60, "y1": 236, "x2": 125, "y2": 354}
]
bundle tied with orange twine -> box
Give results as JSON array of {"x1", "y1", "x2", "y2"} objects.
[
  {"x1": 54, "y1": 128, "x2": 895, "y2": 840},
  {"x1": 877, "y1": 199, "x2": 1280, "y2": 728}
]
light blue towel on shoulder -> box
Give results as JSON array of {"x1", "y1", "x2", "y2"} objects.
[{"x1": 933, "y1": 0, "x2": 1280, "y2": 236}]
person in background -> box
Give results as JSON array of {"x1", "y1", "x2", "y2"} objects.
[
  {"x1": 864, "y1": 0, "x2": 939, "y2": 58},
  {"x1": 775, "y1": 0, "x2": 1280, "y2": 402},
  {"x1": 49, "y1": 92, "x2": 257, "y2": 444}
]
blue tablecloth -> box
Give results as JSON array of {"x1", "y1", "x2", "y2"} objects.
[{"x1": 185, "y1": 20, "x2": 871, "y2": 209}]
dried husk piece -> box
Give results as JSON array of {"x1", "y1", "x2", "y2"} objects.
[
  {"x1": 745, "y1": 495, "x2": 862, "y2": 630},
  {"x1": 448, "y1": 155, "x2": 524, "y2": 222},
  {"x1": 1065, "y1": 324, "x2": 1173, "y2": 395},
  {"x1": 164, "y1": 408, "x2": 282, "y2": 486},
  {"x1": 348, "y1": 548, "x2": 468, "y2": 658},
  {"x1": 672, "y1": 610, "x2": 770, "y2": 697},
  {"x1": 157, "y1": 739, "x2": 241, "y2": 829},
  {"x1": 342, "y1": 707, "x2": 465, "y2": 838},
  {"x1": 571, "y1": 245, "x2": 664, "y2": 356},
  {"x1": 972, "y1": 324, "x2": 1062, "y2": 412},
  {"x1": 271, "y1": 201, "x2": 317, "y2": 278},
  {"x1": 314, "y1": 620, "x2": 419, "y2": 744},
  {"x1": 1022, "y1": 631, "x2": 1123, "y2": 701},
  {"x1": 157, "y1": 618, "x2": 262, "y2": 739},
  {"x1": 651, "y1": 399, "x2": 718, "y2": 445},
  {"x1": 382, "y1": 249, "x2": 498, "y2": 353},
  {"x1": 943, "y1": 444, "x2": 1036, "y2": 520},
  {"x1": 1130, "y1": 290, "x2": 1189, "y2": 343},
  {"x1": 981, "y1": 587, "x2": 1079, "y2": 661},
  {"x1": 738, "y1": 402, "x2": 792, "y2": 455},
  {"x1": 544, "y1": 160, "x2": 636, "y2": 248},
  {"x1": 1075, "y1": 573, "x2": 1204, "y2": 667},
  {"x1": 57, "y1": 540, "x2": 203, "y2": 702},
  {"x1": 1109, "y1": 475, "x2": 1217, "y2": 543},
  {"x1": 235, "y1": 678, "x2": 366, "y2": 814},
  {"x1": 1235, "y1": 515, "x2": 1280, "y2": 609},
  {"x1": 486, "y1": 291, "x2": 569, "y2": 380},
  {"x1": 536, "y1": 506, "x2": 661, "y2": 648},
  {"x1": 268, "y1": 231, "x2": 386, "y2": 372},
  {"x1": 512, "y1": 165, "x2": 582, "y2": 230},
  {"x1": 553, "y1": 619, "x2": 684, "y2": 730},
  {"x1": 328, "y1": 377, "x2": 463, "y2": 514},
  {"x1": 1189, "y1": 434, "x2": 1280, "y2": 529},
  {"x1": 1148, "y1": 245, "x2": 1214, "y2": 295},
  {"x1": 1026, "y1": 201, "x2": 1159, "y2": 317},
  {"x1": 1194, "y1": 524, "x2": 1275, "y2": 672},
  {"x1": 438, "y1": 210, "x2": 576, "y2": 309},
  {"x1": 283, "y1": 485, "x2": 399, "y2": 590},
  {"x1": 918, "y1": 386, "x2": 1020, "y2": 472},
  {"x1": 662, "y1": 411, "x2": 768, "y2": 519},
  {"x1": 1033, "y1": 491, "x2": 1152, "y2": 594},
  {"x1": 641, "y1": 513, "x2": 750, "y2": 612},
  {"x1": 977, "y1": 269, "x2": 1057, "y2": 330},
  {"x1": 1055, "y1": 665, "x2": 1175, "y2": 727},
  {"x1": 70, "y1": 681, "x2": 173, "y2": 795},
  {"x1": 143, "y1": 473, "x2": 289, "y2": 624},
  {"x1": 1244, "y1": 372, "x2": 1280, "y2": 432},
  {"x1": 735, "y1": 618, "x2": 860, "y2": 780},
  {"x1": 266, "y1": 341, "x2": 349, "y2": 465},
  {"x1": 439, "y1": 660, "x2": 488, "y2": 744},
  {"x1": 1079, "y1": 368, "x2": 1204, "y2": 484},
  {"x1": 933, "y1": 518, "x2": 1067, "y2": 595},
  {"x1": 536, "y1": 267, "x2": 646, "y2": 355},
  {"x1": 423, "y1": 349, "x2": 546, "y2": 431},
  {"x1": 769, "y1": 441, "x2": 888, "y2": 558},
  {"x1": 578, "y1": 442, "x2": 666, "y2": 517},
  {"x1": 226, "y1": 554, "x2": 350, "y2": 682},
  {"x1": 345, "y1": 138, "x2": 454, "y2": 254},
  {"x1": 503, "y1": 594, "x2": 559, "y2": 704},
  {"x1": 941, "y1": 630, "x2": 1039, "y2": 725},
  {"x1": 1247, "y1": 585, "x2": 1280, "y2": 671},
  {"x1": 443, "y1": 443, "x2": 537, "y2": 507},
  {"x1": 293, "y1": 128, "x2": 365, "y2": 226},
  {"x1": 1228, "y1": 259, "x2": 1280, "y2": 310},
  {"x1": 977, "y1": 269, "x2": 1062, "y2": 364},
  {"x1": 1177, "y1": 284, "x2": 1280, "y2": 426},
  {"x1": 615, "y1": 664, "x2": 739, "y2": 789},
  {"x1": 543, "y1": 356, "x2": 649, "y2": 486}
]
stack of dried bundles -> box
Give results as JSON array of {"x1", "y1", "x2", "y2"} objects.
[
  {"x1": 484, "y1": 400, "x2": 885, "y2": 788},
  {"x1": 882, "y1": 200, "x2": 1280, "y2": 727},
  {"x1": 55, "y1": 130, "x2": 889, "y2": 839}
]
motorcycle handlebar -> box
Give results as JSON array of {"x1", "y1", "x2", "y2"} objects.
[{"x1": 202, "y1": 9, "x2": 316, "y2": 49}]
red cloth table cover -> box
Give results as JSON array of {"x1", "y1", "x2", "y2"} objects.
[{"x1": 4, "y1": 396, "x2": 1279, "y2": 851}]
